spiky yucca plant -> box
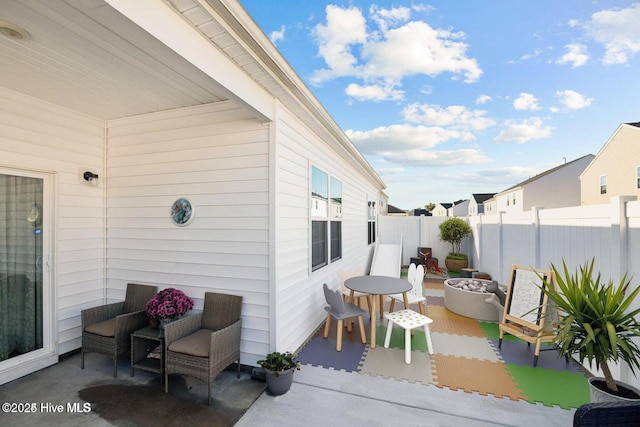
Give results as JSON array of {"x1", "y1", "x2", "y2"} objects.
[{"x1": 543, "y1": 259, "x2": 640, "y2": 394}]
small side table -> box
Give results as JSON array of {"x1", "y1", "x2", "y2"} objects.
[{"x1": 131, "y1": 326, "x2": 164, "y2": 382}]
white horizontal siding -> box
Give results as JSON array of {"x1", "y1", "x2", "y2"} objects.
[
  {"x1": 106, "y1": 101, "x2": 269, "y2": 365},
  {"x1": 582, "y1": 125, "x2": 640, "y2": 205},
  {"x1": 0, "y1": 87, "x2": 105, "y2": 359},
  {"x1": 273, "y1": 103, "x2": 381, "y2": 355}
]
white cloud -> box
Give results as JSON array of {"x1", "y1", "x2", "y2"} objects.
[
  {"x1": 311, "y1": 5, "x2": 367, "y2": 80},
  {"x1": 347, "y1": 124, "x2": 462, "y2": 153},
  {"x1": 269, "y1": 25, "x2": 286, "y2": 44},
  {"x1": 494, "y1": 117, "x2": 553, "y2": 144},
  {"x1": 585, "y1": 3, "x2": 640, "y2": 64},
  {"x1": 556, "y1": 43, "x2": 589, "y2": 67},
  {"x1": 310, "y1": 5, "x2": 482, "y2": 89},
  {"x1": 402, "y1": 103, "x2": 495, "y2": 133},
  {"x1": 346, "y1": 123, "x2": 490, "y2": 168},
  {"x1": 362, "y1": 21, "x2": 482, "y2": 82},
  {"x1": 382, "y1": 148, "x2": 490, "y2": 167},
  {"x1": 555, "y1": 89, "x2": 593, "y2": 110},
  {"x1": 345, "y1": 83, "x2": 404, "y2": 101},
  {"x1": 475, "y1": 94, "x2": 492, "y2": 105},
  {"x1": 377, "y1": 167, "x2": 405, "y2": 176},
  {"x1": 370, "y1": 5, "x2": 411, "y2": 32},
  {"x1": 513, "y1": 93, "x2": 541, "y2": 111},
  {"x1": 478, "y1": 166, "x2": 538, "y2": 180}
]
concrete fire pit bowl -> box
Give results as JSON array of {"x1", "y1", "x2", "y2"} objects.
[{"x1": 444, "y1": 278, "x2": 505, "y2": 322}]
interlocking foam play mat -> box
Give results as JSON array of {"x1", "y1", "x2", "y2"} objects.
[{"x1": 297, "y1": 276, "x2": 590, "y2": 410}]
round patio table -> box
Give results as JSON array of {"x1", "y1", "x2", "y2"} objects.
[{"x1": 345, "y1": 275, "x2": 411, "y2": 348}]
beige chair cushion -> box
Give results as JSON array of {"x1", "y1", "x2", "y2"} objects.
[
  {"x1": 85, "y1": 318, "x2": 116, "y2": 337},
  {"x1": 168, "y1": 329, "x2": 213, "y2": 357}
]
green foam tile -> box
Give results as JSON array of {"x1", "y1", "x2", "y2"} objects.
[
  {"x1": 506, "y1": 363, "x2": 590, "y2": 409},
  {"x1": 374, "y1": 325, "x2": 430, "y2": 352}
]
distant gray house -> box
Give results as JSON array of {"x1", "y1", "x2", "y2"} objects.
[
  {"x1": 493, "y1": 155, "x2": 595, "y2": 213},
  {"x1": 0, "y1": 0, "x2": 385, "y2": 384},
  {"x1": 449, "y1": 199, "x2": 470, "y2": 217},
  {"x1": 468, "y1": 193, "x2": 496, "y2": 216}
]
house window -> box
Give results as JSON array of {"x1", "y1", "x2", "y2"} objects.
[
  {"x1": 636, "y1": 166, "x2": 640, "y2": 189},
  {"x1": 600, "y1": 175, "x2": 607, "y2": 194},
  {"x1": 367, "y1": 196, "x2": 377, "y2": 245},
  {"x1": 330, "y1": 177, "x2": 342, "y2": 262},
  {"x1": 311, "y1": 166, "x2": 342, "y2": 271}
]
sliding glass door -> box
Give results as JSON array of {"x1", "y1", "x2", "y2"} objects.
[{"x1": 0, "y1": 171, "x2": 46, "y2": 363}]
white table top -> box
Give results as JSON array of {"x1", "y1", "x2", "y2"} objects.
[{"x1": 345, "y1": 275, "x2": 411, "y2": 295}]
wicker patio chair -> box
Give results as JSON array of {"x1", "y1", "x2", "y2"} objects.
[
  {"x1": 164, "y1": 292, "x2": 243, "y2": 405},
  {"x1": 80, "y1": 283, "x2": 157, "y2": 377},
  {"x1": 573, "y1": 401, "x2": 640, "y2": 426}
]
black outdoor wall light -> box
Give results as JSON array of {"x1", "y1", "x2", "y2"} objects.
[{"x1": 83, "y1": 171, "x2": 99, "y2": 181}]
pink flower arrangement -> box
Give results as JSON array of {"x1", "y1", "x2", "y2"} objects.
[{"x1": 146, "y1": 288, "x2": 194, "y2": 320}]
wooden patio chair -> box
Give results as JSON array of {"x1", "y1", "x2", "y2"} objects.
[
  {"x1": 164, "y1": 292, "x2": 243, "y2": 405},
  {"x1": 81, "y1": 283, "x2": 157, "y2": 377}
]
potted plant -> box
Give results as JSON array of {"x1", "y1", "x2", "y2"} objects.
[
  {"x1": 257, "y1": 351, "x2": 300, "y2": 396},
  {"x1": 542, "y1": 259, "x2": 640, "y2": 402},
  {"x1": 438, "y1": 217, "x2": 471, "y2": 272},
  {"x1": 146, "y1": 288, "x2": 194, "y2": 329}
]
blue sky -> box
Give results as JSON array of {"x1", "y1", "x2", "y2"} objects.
[{"x1": 239, "y1": 1, "x2": 640, "y2": 210}]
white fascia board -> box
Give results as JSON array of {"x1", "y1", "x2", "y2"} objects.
[{"x1": 105, "y1": 0, "x2": 273, "y2": 122}]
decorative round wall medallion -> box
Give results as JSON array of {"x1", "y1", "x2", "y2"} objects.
[{"x1": 171, "y1": 198, "x2": 194, "y2": 226}]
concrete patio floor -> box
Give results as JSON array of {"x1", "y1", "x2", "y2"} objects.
[
  {"x1": 1, "y1": 271, "x2": 580, "y2": 426},
  {"x1": 0, "y1": 350, "x2": 576, "y2": 426}
]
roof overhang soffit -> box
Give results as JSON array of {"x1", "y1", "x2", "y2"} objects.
[{"x1": 105, "y1": 0, "x2": 273, "y2": 122}]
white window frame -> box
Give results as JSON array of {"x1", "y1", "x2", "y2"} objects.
[
  {"x1": 310, "y1": 166, "x2": 342, "y2": 272},
  {"x1": 367, "y1": 195, "x2": 377, "y2": 245}
]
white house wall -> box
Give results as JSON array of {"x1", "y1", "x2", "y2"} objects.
[
  {"x1": 524, "y1": 156, "x2": 592, "y2": 210},
  {"x1": 0, "y1": 87, "x2": 105, "y2": 357},
  {"x1": 581, "y1": 125, "x2": 640, "y2": 205},
  {"x1": 105, "y1": 101, "x2": 270, "y2": 365},
  {"x1": 273, "y1": 103, "x2": 379, "y2": 354}
]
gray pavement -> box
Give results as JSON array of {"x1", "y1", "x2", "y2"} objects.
[
  {"x1": 0, "y1": 353, "x2": 576, "y2": 426},
  {"x1": 238, "y1": 364, "x2": 576, "y2": 427}
]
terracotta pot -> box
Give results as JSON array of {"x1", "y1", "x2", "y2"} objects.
[
  {"x1": 445, "y1": 257, "x2": 468, "y2": 273},
  {"x1": 149, "y1": 318, "x2": 159, "y2": 329}
]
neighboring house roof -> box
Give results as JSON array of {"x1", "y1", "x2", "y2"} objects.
[
  {"x1": 472, "y1": 193, "x2": 495, "y2": 204},
  {"x1": 412, "y1": 209, "x2": 431, "y2": 216},
  {"x1": 498, "y1": 154, "x2": 594, "y2": 195},
  {"x1": 580, "y1": 123, "x2": 640, "y2": 179},
  {"x1": 438, "y1": 203, "x2": 453, "y2": 209},
  {"x1": 387, "y1": 204, "x2": 406, "y2": 214}
]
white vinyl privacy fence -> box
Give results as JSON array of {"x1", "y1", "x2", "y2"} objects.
[
  {"x1": 380, "y1": 196, "x2": 640, "y2": 386},
  {"x1": 381, "y1": 196, "x2": 639, "y2": 286}
]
